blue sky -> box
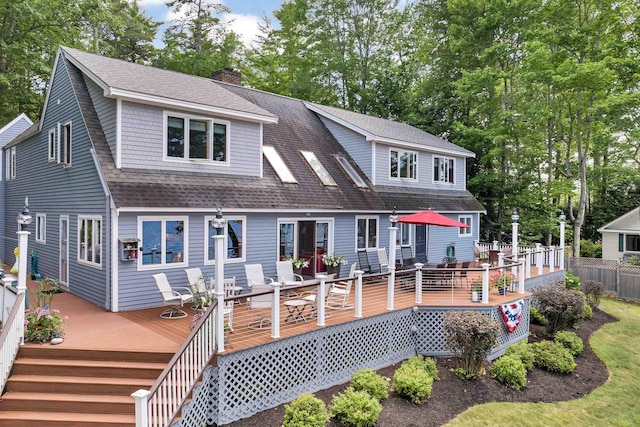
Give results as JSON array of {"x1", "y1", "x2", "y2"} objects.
[{"x1": 138, "y1": 0, "x2": 284, "y2": 48}]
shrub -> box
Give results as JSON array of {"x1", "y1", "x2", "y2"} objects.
[
  {"x1": 580, "y1": 239, "x2": 602, "y2": 258},
  {"x1": 442, "y1": 310, "x2": 500, "y2": 379},
  {"x1": 532, "y1": 286, "x2": 585, "y2": 337},
  {"x1": 564, "y1": 270, "x2": 580, "y2": 290},
  {"x1": 504, "y1": 341, "x2": 534, "y2": 372},
  {"x1": 583, "y1": 280, "x2": 604, "y2": 308},
  {"x1": 490, "y1": 355, "x2": 527, "y2": 391},
  {"x1": 554, "y1": 331, "x2": 584, "y2": 356},
  {"x1": 330, "y1": 388, "x2": 381, "y2": 427},
  {"x1": 402, "y1": 356, "x2": 439, "y2": 381},
  {"x1": 282, "y1": 393, "x2": 329, "y2": 427},
  {"x1": 530, "y1": 306, "x2": 547, "y2": 326},
  {"x1": 583, "y1": 303, "x2": 593, "y2": 319},
  {"x1": 24, "y1": 306, "x2": 67, "y2": 343},
  {"x1": 393, "y1": 361, "x2": 434, "y2": 404},
  {"x1": 531, "y1": 341, "x2": 577, "y2": 374},
  {"x1": 350, "y1": 369, "x2": 389, "y2": 401}
]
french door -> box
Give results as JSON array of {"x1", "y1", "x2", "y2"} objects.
[{"x1": 278, "y1": 219, "x2": 331, "y2": 276}]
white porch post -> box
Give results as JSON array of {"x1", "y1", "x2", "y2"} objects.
[
  {"x1": 559, "y1": 212, "x2": 566, "y2": 270},
  {"x1": 535, "y1": 243, "x2": 543, "y2": 275},
  {"x1": 549, "y1": 246, "x2": 555, "y2": 273},
  {"x1": 511, "y1": 209, "x2": 519, "y2": 277},
  {"x1": 518, "y1": 257, "x2": 525, "y2": 293},
  {"x1": 16, "y1": 197, "x2": 32, "y2": 345},
  {"x1": 414, "y1": 262, "x2": 424, "y2": 304},
  {"x1": 271, "y1": 282, "x2": 281, "y2": 339},
  {"x1": 498, "y1": 252, "x2": 505, "y2": 267},
  {"x1": 387, "y1": 208, "x2": 398, "y2": 311},
  {"x1": 525, "y1": 248, "x2": 531, "y2": 278},
  {"x1": 492, "y1": 240, "x2": 499, "y2": 250},
  {"x1": 481, "y1": 263, "x2": 490, "y2": 304},
  {"x1": 210, "y1": 208, "x2": 227, "y2": 353},
  {"x1": 131, "y1": 389, "x2": 149, "y2": 427},
  {"x1": 355, "y1": 270, "x2": 363, "y2": 318},
  {"x1": 317, "y1": 275, "x2": 326, "y2": 327}
]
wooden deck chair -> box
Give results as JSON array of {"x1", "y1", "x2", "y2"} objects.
[
  {"x1": 326, "y1": 263, "x2": 356, "y2": 309},
  {"x1": 377, "y1": 248, "x2": 389, "y2": 272},
  {"x1": 223, "y1": 277, "x2": 236, "y2": 331},
  {"x1": 153, "y1": 273, "x2": 193, "y2": 319},
  {"x1": 247, "y1": 283, "x2": 273, "y2": 330},
  {"x1": 456, "y1": 262, "x2": 471, "y2": 288},
  {"x1": 244, "y1": 264, "x2": 275, "y2": 289},
  {"x1": 275, "y1": 260, "x2": 302, "y2": 298}
]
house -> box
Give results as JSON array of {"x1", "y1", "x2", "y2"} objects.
[
  {"x1": 598, "y1": 207, "x2": 640, "y2": 261},
  {"x1": 1, "y1": 46, "x2": 484, "y2": 312}
]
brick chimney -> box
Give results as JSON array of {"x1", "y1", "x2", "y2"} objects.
[{"x1": 211, "y1": 68, "x2": 241, "y2": 85}]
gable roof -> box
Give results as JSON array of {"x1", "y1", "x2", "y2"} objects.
[
  {"x1": 305, "y1": 102, "x2": 475, "y2": 158},
  {"x1": 58, "y1": 47, "x2": 277, "y2": 124},
  {"x1": 0, "y1": 113, "x2": 32, "y2": 137},
  {"x1": 597, "y1": 207, "x2": 640, "y2": 233}
]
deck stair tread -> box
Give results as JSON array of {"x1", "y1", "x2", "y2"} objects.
[
  {"x1": 1, "y1": 392, "x2": 133, "y2": 403},
  {"x1": 0, "y1": 411, "x2": 134, "y2": 422},
  {"x1": 7, "y1": 374, "x2": 155, "y2": 386},
  {"x1": 14, "y1": 357, "x2": 166, "y2": 369}
]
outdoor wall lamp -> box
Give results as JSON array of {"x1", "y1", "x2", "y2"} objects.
[
  {"x1": 511, "y1": 209, "x2": 519, "y2": 223},
  {"x1": 388, "y1": 206, "x2": 398, "y2": 228},
  {"x1": 211, "y1": 208, "x2": 226, "y2": 236},
  {"x1": 559, "y1": 211, "x2": 566, "y2": 222},
  {"x1": 16, "y1": 197, "x2": 32, "y2": 231}
]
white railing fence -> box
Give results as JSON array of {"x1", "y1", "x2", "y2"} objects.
[{"x1": 0, "y1": 292, "x2": 26, "y2": 394}]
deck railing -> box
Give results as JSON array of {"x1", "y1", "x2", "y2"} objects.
[
  {"x1": 0, "y1": 292, "x2": 26, "y2": 394},
  {"x1": 133, "y1": 300, "x2": 219, "y2": 427}
]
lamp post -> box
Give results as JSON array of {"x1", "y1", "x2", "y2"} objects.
[
  {"x1": 211, "y1": 208, "x2": 226, "y2": 352},
  {"x1": 387, "y1": 207, "x2": 398, "y2": 311},
  {"x1": 559, "y1": 211, "x2": 566, "y2": 270},
  {"x1": 16, "y1": 197, "x2": 32, "y2": 344},
  {"x1": 511, "y1": 209, "x2": 519, "y2": 277}
]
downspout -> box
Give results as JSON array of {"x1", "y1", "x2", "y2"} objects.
[{"x1": 90, "y1": 148, "x2": 118, "y2": 312}]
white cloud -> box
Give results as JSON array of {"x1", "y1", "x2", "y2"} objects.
[{"x1": 223, "y1": 13, "x2": 262, "y2": 47}]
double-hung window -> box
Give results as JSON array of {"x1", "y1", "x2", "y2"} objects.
[
  {"x1": 79, "y1": 216, "x2": 101, "y2": 266},
  {"x1": 390, "y1": 150, "x2": 417, "y2": 179},
  {"x1": 60, "y1": 122, "x2": 71, "y2": 166},
  {"x1": 399, "y1": 223, "x2": 411, "y2": 246},
  {"x1": 48, "y1": 128, "x2": 56, "y2": 161},
  {"x1": 205, "y1": 215, "x2": 246, "y2": 263},
  {"x1": 434, "y1": 156, "x2": 454, "y2": 183},
  {"x1": 36, "y1": 214, "x2": 46, "y2": 244},
  {"x1": 166, "y1": 113, "x2": 229, "y2": 162},
  {"x1": 356, "y1": 216, "x2": 378, "y2": 250},
  {"x1": 6, "y1": 147, "x2": 16, "y2": 180},
  {"x1": 459, "y1": 215, "x2": 472, "y2": 237},
  {"x1": 626, "y1": 234, "x2": 640, "y2": 252},
  {"x1": 139, "y1": 217, "x2": 187, "y2": 268}
]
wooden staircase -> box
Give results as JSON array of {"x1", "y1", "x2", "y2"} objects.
[{"x1": 0, "y1": 346, "x2": 174, "y2": 427}]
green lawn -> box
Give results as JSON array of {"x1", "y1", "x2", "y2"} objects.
[{"x1": 446, "y1": 298, "x2": 640, "y2": 426}]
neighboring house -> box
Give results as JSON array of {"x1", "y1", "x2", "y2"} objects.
[
  {"x1": 598, "y1": 207, "x2": 640, "y2": 261},
  {"x1": 1, "y1": 46, "x2": 484, "y2": 312},
  {"x1": 0, "y1": 113, "x2": 34, "y2": 260}
]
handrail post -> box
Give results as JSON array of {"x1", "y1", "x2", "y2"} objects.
[
  {"x1": 518, "y1": 258, "x2": 525, "y2": 293},
  {"x1": 17, "y1": 230, "x2": 29, "y2": 345},
  {"x1": 525, "y1": 248, "x2": 531, "y2": 278},
  {"x1": 492, "y1": 240, "x2": 498, "y2": 250},
  {"x1": 132, "y1": 389, "x2": 149, "y2": 427},
  {"x1": 317, "y1": 275, "x2": 326, "y2": 327},
  {"x1": 498, "y1": 252, "x2": 505, "y2": 267},
  {"x1": 549, "y1": 246, "x2": 555, "y2": 273},
  {"x1": 271, "y1": 282, "x2": 281, "y2": 339},
  {"x1": 535, "y1": 243, "x2": 543, "y2": 275},
  {"x1": 355, "y1": 270, "x2": 363, "y2": 318},
  {"x1": 481, "y1": 263, "x2": 490, "y2": 304},
  {"x1": 414, "y1": 263, "x2": 423, "y2": 304}
]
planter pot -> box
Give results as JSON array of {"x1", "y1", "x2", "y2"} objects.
[
  {"x1": 498, "y1": 287, "x2": 507, "y2": 295},
  {"x1": 471, "y1": 290, "x2": 483, "y2": 302},
  {"x1": 293, "y1": 267, "x2": 303, "y2": 276},
  {"x1": 326, "y1": 264, "x2": 341, "y2": 277}
]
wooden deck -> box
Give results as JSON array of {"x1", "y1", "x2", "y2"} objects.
[{"x1": 19, "y1": 265, "x2": 555, "y2": 356}]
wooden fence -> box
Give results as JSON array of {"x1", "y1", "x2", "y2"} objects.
[{"x1": 566, "y1": 257, "x2": 640, "y2": 301}]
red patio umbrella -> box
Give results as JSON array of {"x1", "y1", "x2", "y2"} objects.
[{"x1": 398, "y1": 210, "x2": 469, "y2": 262}]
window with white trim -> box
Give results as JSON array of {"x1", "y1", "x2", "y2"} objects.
[
  {"x1": 60, "y1": 122, "x2": 71, "y2": 166},
  {"x1": 356, "y1": 216, "x2": 378, "y2": 250},
  {"x1": 400, "y1": 223, "x2": 411, "y2": 246},
  {"x1": 433, "y1": 156, "x2": 454, "y2": 183},
  {"x1": 459, "y1": 215, "x2": 472, "y2": 236},
  {"x1": 139, "y1": 217, "x2": 187, "y2": 268},
  {"x1": 48, "y1": 128, "x2": 56, "y2": 161},
  {"x1": 6, "y1": 147, "x2": 16, "y2": 180},
  {"x1": 36, "y1": 214, "x2": 46, "y2": 244},
  {"x1": 390, "y1": 149, "x2": 417, "y2": 179},
  {"x1": 205, "y1": 215, "x2": 246, "y2": 264},
  {"x1": 165, "y1": 113, "x2": 229, "y2": 162},
  {"x1": 78, "y1": 216, "x2": 102, "y2": 266}
]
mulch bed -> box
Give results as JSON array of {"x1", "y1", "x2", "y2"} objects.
[{"x1": 226, "y1": 308, "x2": 615, "y2": 427}]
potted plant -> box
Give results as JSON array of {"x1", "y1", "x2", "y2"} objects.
[
  {"x1": 322, "y1": 253, "x2": 347, "y2": 277},
  {"x1": 284, "y1": 256, "x2": 310, "y2": 275},
  {"x1": 490, "y1": 270, "x2": 513, "y2": 295},
  {"x1": 469, "y1": 279, "x2": 482, "y2": 302},
  {"x1": 190, "y1": 284, "x2": 212, "y2": 312},
  {"x1": 24, "y1": 305, "x2": 67, "y2": 343}
]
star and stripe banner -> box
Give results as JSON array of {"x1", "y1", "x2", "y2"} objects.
[
  {"x1": 499, "y1": 299, "x2": 525, "y2": 333},
  {"x1": 36, "y1": 303, "x2": 50, "y2": 320}
]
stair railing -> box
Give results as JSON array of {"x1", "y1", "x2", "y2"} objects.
[
  {"x1": 0, "y1": 292, "x2": 26, "y2": 394},
  {"x1": 133, "y1": 300, "x2": 219, "y2": 427}
]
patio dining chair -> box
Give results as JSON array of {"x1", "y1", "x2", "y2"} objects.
[
  {"x1": 244, "y1": 264, "x2": 275, "y2": 289},
  {"x1": 357, "y1": 249, "x2": 380, "y2": 274},
  {"x1": 275, "y1": 260, "x2": 302, "y2": 298},
  {"x1": 300, "y1": 273, "x2": 337, "y2": 317},
  {"x1": 153, "y1": 273, "x2": 193, "y2": 319},
  {"x1": 247, "y1": 282, "x2": 273, "y2": 330},
  {"x1": 185, "y1": 267, "x2": 212, "y2": 297},
  {"x1": 377, "y1": 248, "x2": 389, "y2": 273},
  {"x1": 223, "y1": 277, "x2": 236, "y2": 331},
  {"x1": 401, "y1": 246, "x2": 419, "y2": 268}
]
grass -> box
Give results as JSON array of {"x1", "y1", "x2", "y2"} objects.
[{"x1": 446, "y1": 298, "x2": 640, "y2": 426}]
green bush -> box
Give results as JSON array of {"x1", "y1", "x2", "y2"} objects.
[
  {"x1": 554, "y1": 331, "x2": 584, "y2": 356},
  {"x1": 504, "y1": 341, "x2": 534, "y2": 372},
  {"x1": 583, "y1": 280, "x2": 604, "y2": 308},
  {"x1": 490, "y1": 355, "x2": 527, "y2": 391},
  {"x1": 402, "y1": 355, "x2": 439, "y2": 381},
  {"x1": 532, "y1": 286, "x2": 585, "y2": 337},
  {"x1": 393, "y1": 361, "x2": 434, "y2": 404},
  {"x1": 282, "y1": 393, "x2": 329, "y2": 427},
  {"x1": 330, "y1": 388, "x2": 381, "y2": 427},
  {"x1": 531, "y1": 340, "x2": 577, "y2": 374},
  {"x1": 530, "y1": 306, "x2": 547, "y2": 326},
  {"x1": 580, "y1": 239, "x2": 602, "y2": 258},
  {"x1": 584, "y1": 303, "x2": 593, "y2": 319},
  {"x1": 350, "y1": 369, "x2": 389, "y2": 401},
  {"x1": 442, "y1": 310, "x2": 500, "y2": 379},
  {"x1": 564, "y1": 270, "x2": 580, "y2": 290}
]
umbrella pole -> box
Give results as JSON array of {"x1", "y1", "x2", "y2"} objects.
[{"x1": 426, "y1": 226, "x2": 430, "y2": 263}]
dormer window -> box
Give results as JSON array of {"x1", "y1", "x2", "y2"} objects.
[
  {"x1": 434, "y1": 156, "x2": 454, "y2": 183},
  {"x1": 390, "y1": 149, "x2": 417, "y2": 179},
  {"x1": 165, "y1": 113, "x2": 229, "y2": 163}
]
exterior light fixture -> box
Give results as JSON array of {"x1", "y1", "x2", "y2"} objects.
[
  {"x1": 559, "y1": 211, "x2": 566, "y2": 222},
  {"x1": 211, "y1": 208, "x2": 226, "y2": 236},
  {"x1": 388, "y1": 206, "x2": 398, "y2": 228},
  {"x1": 511, "y1": 209, "x2": 519, "y2": 223},
  {"x1": 16, "y1": 197, "x2": 32, "y2": 231}
]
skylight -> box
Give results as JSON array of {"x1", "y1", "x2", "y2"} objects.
[
  {"x1": 335, "y1": 155, "x2": 368, "y2": 188},
  {"x1": 263, "y1": 145, "x2": 298, "y2": 184},
  {"x1": 300, "y1": 150, "x2": 337, "y2": 186}
]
